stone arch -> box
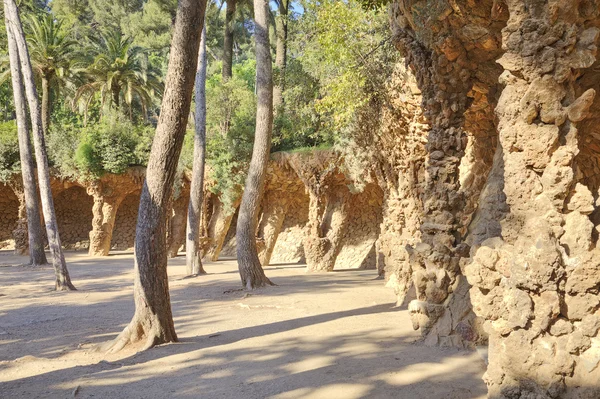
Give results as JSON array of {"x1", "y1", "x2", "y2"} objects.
[
  {"x1": 0, "y1": 183, "x2": 19, "y2": 249},
  {"x1": 270, "y1": 188, "x2": 309, "y2": 265},
  {"x1": 111, "y1": 190, "x2": 141, "y2": 251},
  {"x1": 54, "y1": 185, "x2": 93, "y2": 249},
  {"x1": 333, "y1": 182, "x2": 383, "y2": 270}
]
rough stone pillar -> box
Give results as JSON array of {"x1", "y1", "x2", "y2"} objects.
[
  {"x1": 167, "y1": 181, "x2": 190, "y2": 258},
  {"x1": 466, "y1": 2, "x2": 600, "y2": 397},
  {"x1": 257, "y1": 199, "x2": 288, "y2": 266},
  {"x1": 303, "y1": 187, "x2": 349, "y2": 272},
  {"x1": 10, "y1": 182, "x2": 28, "y2": 255},
  {"x1": 87, "y1": 181, "x2": 123, "y2": 257},
  {"x1": 203, "y1": 196, "x2": 241, "y2": 261},
  {"x1": 389, "y1": 0, "x2": 508, "y2": 348}
]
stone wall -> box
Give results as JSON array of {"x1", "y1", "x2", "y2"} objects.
[
  {"x1": 270, "y1": 188, "x2": 309, "y2": 265},
  {"x1": 333, "y1": 182, "x2": 383, "y2": 270},
  {"x1": 54, "y1": 186, "x2": 94, "y2": 250},
  {"x1": 0, "y1": 183, "x2": 19, "y2": 249},
  {"x1": 388, "y1": 0, "x2": 600, "y2": 397},
  {"x1": 111, "y1": 190, "x2": 140, "y2": 251}
]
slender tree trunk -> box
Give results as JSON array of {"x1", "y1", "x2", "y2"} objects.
[
  {"x1": 236, "y1": 0, "x2": 274, "y2": 290},
  {"x1": 41, "y1": 75, "x2": 49, "y2": 134},
  {"x1": 273, "y1": 0, "x2": 288, "y2": 118},
  {"x1": 4, "y1": 0, "x2": 74, "y2": 290},
  {"x1": 5, "y1": 23, "x2": 46, "y2": 265},
  {"x1": 222, "y1": 0, "x2": 236, "y2": 81},
  {"x1": 101, "y1": 0, "x2": 206, "y2": 353},
  {"x1": 186, "y1": 24, "x2": 208, "y2": 277}
]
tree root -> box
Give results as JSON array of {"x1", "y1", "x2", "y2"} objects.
[
  {"x1": 56, "y1": 281, "x2": 77, "y2": 291},
  {"x1": 98, "y1": 315, "x2": 177, "y2": 354}
]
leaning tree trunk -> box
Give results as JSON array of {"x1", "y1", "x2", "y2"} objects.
[
  {"x1": 235, "y1": 0, "x2": 274, "y2": 290},
  {"x1": 186, "y1": 24, "x2": 208, "y2": 277},
  {"x1": 4, "y1": 0, "x2": 75, "y2": 290},
  {"x1": 101, "y1": 0, "x2": 206, "y2": 353},
  {"x1": 41, "y1": 75, "x2": 50, "y2": 134},
  {"x1": 222, "y1": 0, "x2": 236, "y2": 81},
  {"x1": 273, "y1": 0, "x2": 288, "y2": 119},
  {"x1": 5, "y1": 16, "x2": 46, "y2": 266}
]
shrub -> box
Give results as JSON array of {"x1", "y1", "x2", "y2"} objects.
[{"x1": 0, "y1": 121, "x2": 20, "y2": 182}]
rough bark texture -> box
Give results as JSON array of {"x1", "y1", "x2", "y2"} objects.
[
  {"x1": 235, "y1": 0, "x2": 274, "y2": 289},
  {"x1": 5, "y1": 0, "x2": 74, "y2": 290},
  {"x1": 186, "y1": 25, "x2": 208, "y2": 277},
  {"x1": 5, "y1": 17, "x2": 46, "y2": 265},
  {"x1": 102, "y1": 0, "x2": 206, "y2": 353},
  {"x1": 273, "y1": 0, "x2": 288, "y2": 118},
  {"x1": 41, "y1": 76, "x2": 49, "y2": 135},
  {"x1": 222, "y1": 0, "x2": 236, "y2": 81}
]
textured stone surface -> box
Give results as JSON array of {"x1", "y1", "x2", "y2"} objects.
[{"x1": 0, "y1": 182, "x2": 20, "y2": 250}]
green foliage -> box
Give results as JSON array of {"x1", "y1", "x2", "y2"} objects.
[
  {"x1": 0, "y1": 121, "x2": 19, "y2": 182},
  {"x1": 47, "y1": 111, "x2": 153, "y2": 179},
  {"x1": 273, "y1": 58, "x2": 329, "y2": 151},
  {"x1": 295, "y1": 0, "x2": 391, "y2": 136},
  {"x1": 73, "y1": 31, "x2": 162, "y2": 118},
  {"x1": 204, "y1": 60, "x2": 257, "y2": 213}
]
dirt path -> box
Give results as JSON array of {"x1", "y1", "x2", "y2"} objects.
[{"x1": 0, "y1": 250, "x2": 487, "y2": 398}]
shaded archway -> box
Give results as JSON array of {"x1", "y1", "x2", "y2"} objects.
[
  {"x1": 111, "y1": 190, "x2": 141, "y2": 251},
  {"x1": 0, "y1": 183, "x2": 19, "y2": 249},
  {"x1": 54, "y1": 186, "x2": 94, "y2": 249}
]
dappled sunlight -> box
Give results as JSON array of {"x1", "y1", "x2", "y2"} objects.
[{"x1": 0, "y1": 251, "x2": 487, "y2": 398}]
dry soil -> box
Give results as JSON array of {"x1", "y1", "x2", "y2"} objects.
[{"x1": 0, "y1": 250, "x2": 487, "y2": 398}]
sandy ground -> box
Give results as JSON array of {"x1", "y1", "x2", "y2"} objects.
[{"x1": 0, "y1": 250, "x2": 487, "y2": 399}]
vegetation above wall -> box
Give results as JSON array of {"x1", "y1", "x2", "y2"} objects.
[{"x1": 0, "y1": 0, "x2": 395, "y2": 207}]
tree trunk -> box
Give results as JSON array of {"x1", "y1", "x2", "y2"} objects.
[
  {"x1": 4, "y1": 0, "x2": 74, "y2": 290},
  {"x1": 273, "y1": 0, "x2": 288, "y2": 118},
  {"x1": 235, "y1": 0, "x2": 274, "y2": 290},
  {"x1": 112, "y1": 85, "x2": 120, "y2": 109},
  {"x1": 186, "y1": 24, "x2": 208, "y2": 277},
  {"x1": 5, "y1": 19, "x2": 47, "y2": 266},
  {"x1": 222, "y1": 0, "x2": 236, "y2": 81},
  {"x1": 41, "y1": 75, "x2": 50, "y2": 134},
  {"x1": 101, "y1": 0, "x2": 206, "y2": 353}
]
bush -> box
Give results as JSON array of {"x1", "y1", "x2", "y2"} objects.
[
  {"x1": 48, "y1": 111, "x2": 154, "y2": 179},
  {"x1": 0, "y1": 121, "x2": 20, "y2": 182},
  {"x1": 203, "y1": 61, "x2": 256, "y2": 213}
]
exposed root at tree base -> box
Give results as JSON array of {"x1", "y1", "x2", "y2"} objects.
[
  {"x1": 244, "y1": 277, "x2": 276, "y2": 290},
  {"x1": 55, "y1": 282, "x2": 77, "y2": 291},
  {"x1": 99, "y1": 318, "x2": 178, "y2": 354}
]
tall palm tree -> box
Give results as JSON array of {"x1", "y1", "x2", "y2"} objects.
[
  {"x1": 27, "y1": 13, "x2": 76, "y2": 133},
  {"x1": 73, "y1": 31, "x2": 162, "y2": 120}
]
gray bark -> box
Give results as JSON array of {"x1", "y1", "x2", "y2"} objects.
[
  {"x1": 41, "y1": 75, "x2": 49, "y2": 134},
  {"x1": 222, "y1": 0, "x2": 236, "y2": 81},
  {"x1": 235, "y1": 0, "x2": 274, "y2": 289},
  {"x1": 186, "y1": 24, "x2": 208, "y2": 277},
  {"x1": 5, "y1": 18, "x2": 46, "y2": 266},
  {"x1": 102, "y1": 0, "x2": 207, "y2": 353},
  {"x1": 4, "y1": 0, "x2": 74, "y2": 290},
  {"x1": 273, "y1": 0, "x2": 288, "y2": 117}
]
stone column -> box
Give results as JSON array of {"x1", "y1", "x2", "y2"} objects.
[
  {"x1": 203, "y1": 196, "x2": 241, "y2": 261},
  {"x1": 167, "y1": 192, "x2": 189, "y2": 258},
  {"x1": 87, "y1": 181, "x2": 123, "y2": 257},
  {"x1": 10, "y1": 182, "x2": 28, "y2": 255},
  {"x1": 257, "y1": 196, "x2": 288, "y2": 266},
  {"x1": 303, "y1": 188, "x2": 349, "y2": 272},
  {"x1": 466, "y1": 1, "x2": 600, "y2": 397}
]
